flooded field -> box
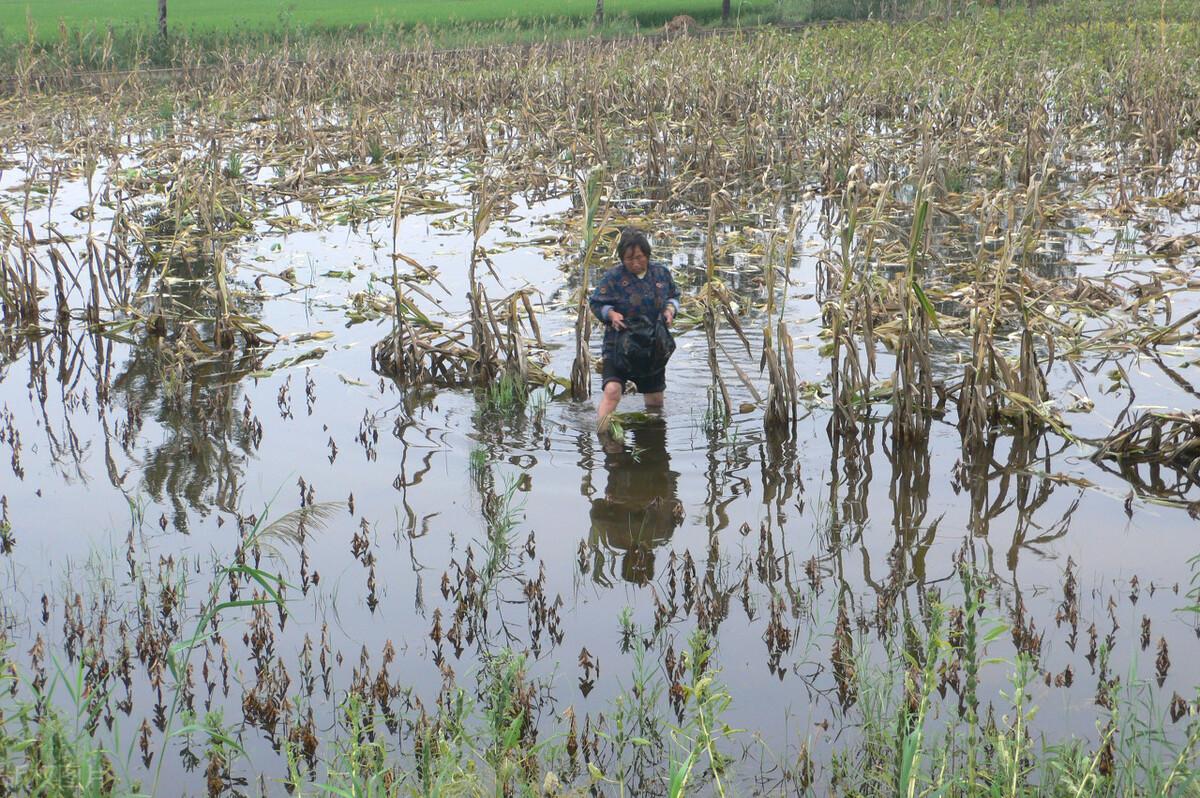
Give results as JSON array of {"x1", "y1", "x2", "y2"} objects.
[{"x1": 2, "y1": 8, "x2": 1200, "y2": 795}]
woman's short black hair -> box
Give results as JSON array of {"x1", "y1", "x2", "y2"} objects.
[{"x1": 616, "y1": 227, "x2": 652, "y2": 262}]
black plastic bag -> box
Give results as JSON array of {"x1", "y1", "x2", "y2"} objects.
[{"x1": 612, "y1": 316, "x2": 676, "y2": 376}]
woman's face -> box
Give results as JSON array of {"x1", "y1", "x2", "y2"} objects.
[{"x1": 622, "y1": 245, "x2": 649, "y2": 276}]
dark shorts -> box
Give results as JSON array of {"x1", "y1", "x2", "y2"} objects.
[{"x1": 601, "y1": 360, "x2": 666, "y2": 394}]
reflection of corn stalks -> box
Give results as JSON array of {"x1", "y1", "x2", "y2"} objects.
[{"x1": 831, "y1": 593, "x2": 857, "y2": 709}]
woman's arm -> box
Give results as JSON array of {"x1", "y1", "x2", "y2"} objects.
[
  {"x1": 661, "y1": 265, "x2": 681, "y2": 321},
  {"x1": 588, "y1": 269, "x2": 619, "y2": 323}
]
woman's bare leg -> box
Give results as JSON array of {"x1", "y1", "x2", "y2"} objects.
[
  {"x1": 597, "y1": 380, "x2": 624, "y2": 425},
  {"x1": 643, "y1": 391, "x2": 664, "y2": 410}
]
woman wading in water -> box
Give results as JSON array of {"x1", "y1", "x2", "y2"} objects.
[{"x1": 589, "y1": 228, "x2": 681, "y2": 424}]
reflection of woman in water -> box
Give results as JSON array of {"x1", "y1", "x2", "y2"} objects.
[{"x1": 588, "y1": 422, "x2": 682, "y2": 586}]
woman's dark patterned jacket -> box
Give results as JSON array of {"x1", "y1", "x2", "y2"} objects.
[{"x1": 588, "y1": 261, "x2": 681, "y2": 366}]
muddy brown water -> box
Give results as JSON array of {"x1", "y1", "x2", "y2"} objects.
[{"x1": 1, "y1": 152, "x2": 1198, "y2": 792}]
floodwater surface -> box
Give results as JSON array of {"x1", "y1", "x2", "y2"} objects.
[{"x1": 1, "y1": 32, "x2": 1200, "y2": 794}]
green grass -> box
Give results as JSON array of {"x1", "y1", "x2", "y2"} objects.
[
  {"x1": 1, "y1": 0, "x2": 774, "y2": 39},
  {"x1": 6, "y1": 0, "x2": 1198, "y2": 56}
]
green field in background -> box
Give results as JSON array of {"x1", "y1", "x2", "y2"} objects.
[{"x1": 1, "y1": 0, "x2": 774, "y2": 37}]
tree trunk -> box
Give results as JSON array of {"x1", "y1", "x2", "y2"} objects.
[
  {"x1": 722, "y1": 0, "x2": 731, "y2": 23},
  {"x1": 158, "y1": 0, "x2": 168, "y2": 39},
  {"x1": 595, "y1": 0, "x2": 604, "y2": 26}
]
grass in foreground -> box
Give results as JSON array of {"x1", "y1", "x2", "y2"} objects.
[{"x1": 4, "y1": 568, "x2": 1199, "y2": 796}]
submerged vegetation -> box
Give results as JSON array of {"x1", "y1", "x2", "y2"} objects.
[
  {"x1": 2, "y1": 0, "x2": 1200, "y2": 794},
  {"x1": 3, "y1": 520, "x2": 1200, "y2": 795}
]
